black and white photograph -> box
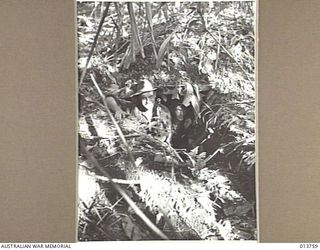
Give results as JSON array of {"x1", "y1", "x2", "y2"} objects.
[{"x1": 78, "y1": 1, "x2": 256, "y2": 241}]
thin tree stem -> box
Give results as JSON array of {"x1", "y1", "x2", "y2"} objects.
[{"x1": 79, "y1": 2, "x2": 111, "y2": 86}]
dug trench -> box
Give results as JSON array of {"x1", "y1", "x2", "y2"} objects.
[{"x1": 78, "y1": 80, "x2": 256, "y2": 240}]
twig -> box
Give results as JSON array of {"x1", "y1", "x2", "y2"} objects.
[
  {"x1": 110, "y1": 16, "x2": 121, "y2": 35},
  {"x1": 79, "y1": 198, "x2": 89, "y2": 210},
  {"x1": 90, "y1": 2, "x2": 98, "y2": 18},
  {"x1": 96, "y1": 209, "x2": 113, "y2": 227},
  {"x1": 108, "y1": 217, "x2": 122, "y2": 228},
  {"x1": 202, "y1": 101, "x2": 215, "y2": 112},
  {"x1": 215, "y1": 29, "x2": 221, "y2": 71},
  {"x1": 79, "y1": 2, "x2": 111, "y2": 86},
  {"x1": 80, "y1": 141, "x2": 169, "y2": 240},
  {"x1": 96, "y1": 211, "x2": 111, "y2": 227},
  {"x1": 82, "y1": 215, "x2": 95, "y2": 224},
  {"x1": 94, "y1": 174, "x2": 140, "y2": 185},
  {"x1": 88, "y1": 134, "x2": 141, "y2": 140},
  {"x1": 105, "y1": 41, "x2": 130, "y2": 61},
  {"x1": 203, "y1": 148, "x2": 223, "y2": 164},
  {"x1": 167, "y1": 144, "x2": 184, "y2": 163},
  {"x1": 94, "y1": 207, "x2": 103, "y2": 221},
  {"x1": 96, "y1": 197, "x2": 123, "y2": 226},
  {"x1": 81, "y1": 196, "x2": 97, "y2": 213},
  {"x1": 111, "y1": 197, "x2": 124, "y2": 210},
  {"x1": 89, "y1": 73, "x2": 137, "y2": 166},
  {"x1": 209, "y1": 100, "x2": 255, "y2": 107},
  {"x1": 82, "y1": 223, "x2": 88, "y2": 235}
]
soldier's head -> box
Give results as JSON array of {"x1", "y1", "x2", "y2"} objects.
[{"x1": 131, "y1": 79, "x2": 156, "y2": 112}]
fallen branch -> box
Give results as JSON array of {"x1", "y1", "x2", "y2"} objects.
[
  {"x1": 80, "y1": 140, "x2": 169, "y2": 240},
  {"x1": 94, "y1": 174, "x2": 140, "y2": 185}
]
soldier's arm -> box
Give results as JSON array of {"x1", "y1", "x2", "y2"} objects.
[{"x1": 105, "y1": 96, "x2": 126, "y2": 119}]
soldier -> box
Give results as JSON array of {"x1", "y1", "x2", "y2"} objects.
[{"x1": 105, "y1": 79, "x2": 173, "y2": 143}]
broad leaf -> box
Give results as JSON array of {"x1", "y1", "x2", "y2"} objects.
[{"x1": 156, "y1": 32, "x2": 175, "y2": 68}]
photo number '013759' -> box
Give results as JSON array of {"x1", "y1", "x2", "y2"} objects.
[{"x1": 77, "y1": 1, "x2": 256, "y2": 241}]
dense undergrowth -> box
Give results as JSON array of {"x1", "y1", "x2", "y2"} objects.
[{"x1": 78, "y1": 1, "x2": 256, "y2": 241}]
